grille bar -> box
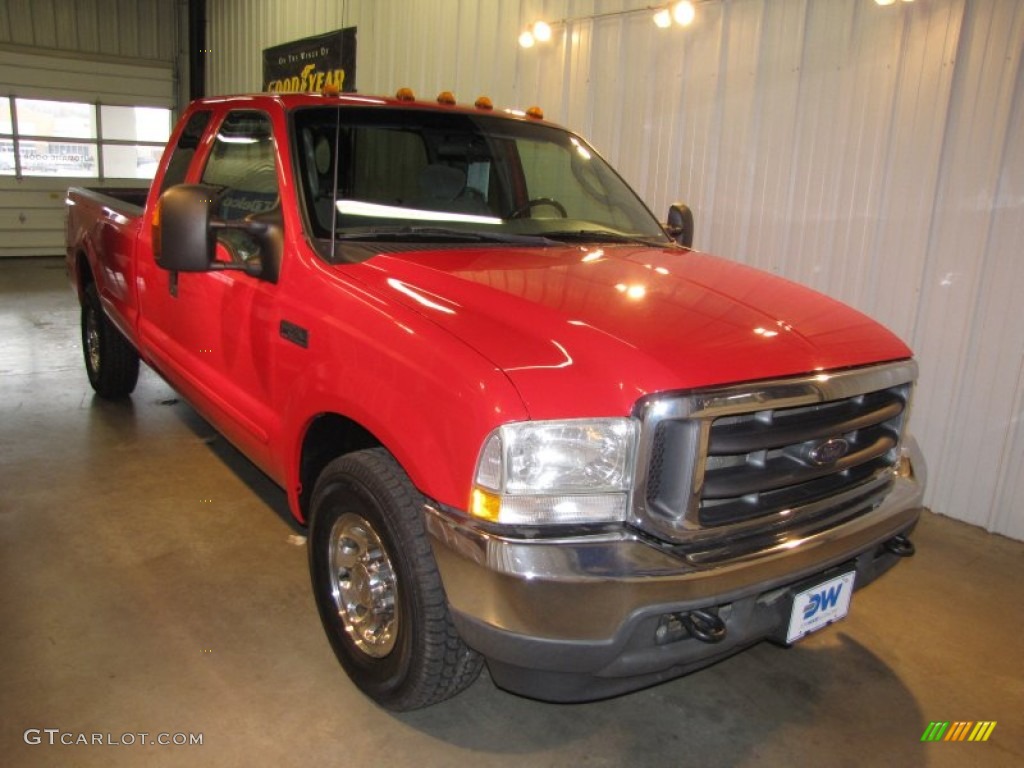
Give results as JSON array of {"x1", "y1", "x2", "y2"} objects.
[
  {"x1": 699, "y1": 462, "x2": 893, "y2": 528},
  {"x1": 708, "y1": 391, "x2": 905, "y2": 454},
  {"x1": 630, "y1": 361, "x2": 917, "y2": 545},
  {"x1": 702, "y1": 433, "x2": 897, "y2": 499}
]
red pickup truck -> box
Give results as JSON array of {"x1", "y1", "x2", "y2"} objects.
[{"x1": 66, "y1": 91, "x2": 925, "y2": 709}]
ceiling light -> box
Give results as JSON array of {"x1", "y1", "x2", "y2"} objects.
[
  {"x1": 653, "y1": 8, "x2": 672, "y2": 28},
  {"x1": 672, "y1": 1, "x2": 696, "y2": 26},
  {"x1": 518, "y1": 30, "x2": 535, "y2": 48},
  {"x1": 532, "y1": 20, "x2": 552, "y2": 42}
]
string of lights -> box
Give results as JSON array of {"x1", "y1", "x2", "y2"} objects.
[
  {"x1": 518, "y1": 2, "x2": 702, "y2": 48},
  {"x1": 518, "y1": 0, "x2": 915, "y2": 48}
]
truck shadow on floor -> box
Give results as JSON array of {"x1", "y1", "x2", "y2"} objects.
[
  {"x1": 167, "y1": 398, "x2": 302, "y2": 534},
  {"x1": 396, "y1": 633, "x2": 928, "y2": 767},
  {"x1": 87, "y1": 367, "x2": 301, "y2": 535}
]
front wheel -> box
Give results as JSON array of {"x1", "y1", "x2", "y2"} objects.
[
  {"x1": 81, "y1": 282, "x2": 139, "y2": 399},
  {"x1": 308, "y1": 448, "x2": 483, "y2": 710}
]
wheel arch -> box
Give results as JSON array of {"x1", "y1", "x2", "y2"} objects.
[
  {"x1": 295, "y1": 412, "x2": 383, "y2": 525},
  {"x1": 75, "y1": 248, "x2": 94, "y2": 297}
]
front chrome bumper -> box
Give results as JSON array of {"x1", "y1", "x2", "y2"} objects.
[{"x1": 425, "y1": 437, "x2": 926, "y2": 701}]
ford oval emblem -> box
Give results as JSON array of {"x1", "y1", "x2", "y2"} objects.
[{"x1": 809, "y1": 438, "x2": 850, "y2": 466}]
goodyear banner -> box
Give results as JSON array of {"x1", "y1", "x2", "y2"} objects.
[{"x1": 263, "y1": 28, "x2": 356, "y2": 93}]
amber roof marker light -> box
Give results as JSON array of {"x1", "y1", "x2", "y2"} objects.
[{"x1": 390, "y1": 88, "x2": 539, "y2": 118}]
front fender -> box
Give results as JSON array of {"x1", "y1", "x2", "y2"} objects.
[{"x1": 277, "y1": 267, "x2": 530, "y2": 522}]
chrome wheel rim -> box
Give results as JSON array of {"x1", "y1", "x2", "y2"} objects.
[
  {"x1": 328, "y1": 512, "x2": 398, "y2": 657},
  {"x1": 85, "y1": 305, "x2": 101, "y2": 374}
]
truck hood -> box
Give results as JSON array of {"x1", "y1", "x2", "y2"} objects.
[{"x1": 350, "y1": 245, "x2": 911, "y2": 419}]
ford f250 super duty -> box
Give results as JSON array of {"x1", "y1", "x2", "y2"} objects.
[{"x1": 66, "y1": 89, "x2": 926, "y2": 710}]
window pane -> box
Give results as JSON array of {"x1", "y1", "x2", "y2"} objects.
[
  {"x1": 0, "y1": 99, "x2": 11, "y2": 134},
  {"x1": 159, "y1": 110, "x2": 211, "y2": 194},
  {"x1": 200, "y1": 111, "x2": 279, "y2": 264},
  {"x1": 349, "y1": 126, "x2": 429, "y2": 206},
  {"x1": 103, "y1": 144, "x2": 163, "y2": 179},
  {"x1": 15, "y1": 99, "x2": 95, "y2": 139},
  {"x1": 18, "y1": 140, "x2": 97, "y2": 177},
  {"x1": 201, "y1": 111, "x2": 279, "y2": 220},
  {"x1": 1, "y1": 139, "x2": 14, "y2": 175},
  {"x1": 101, "y1": 106, "x2": 171, "y2": 142},
  {"x1": 516, "y1": 135, "x2": 639, "y2": 229}
]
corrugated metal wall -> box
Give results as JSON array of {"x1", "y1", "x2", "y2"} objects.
[
  {"x1": 0, "y1": 0, "x2": 181, "y2": 258},
  {"x1": 206, "y1": 0, "x2": 1024, "y2": 541},
  {"x1": 0, "y1": 0, "x2": 178, "y2": 61}
]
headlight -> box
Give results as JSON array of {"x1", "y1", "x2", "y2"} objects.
[{"x1": 470, "y1": 418, "x2": 638, "y2": 526}]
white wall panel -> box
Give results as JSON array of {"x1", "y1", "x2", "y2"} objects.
[
  {"x1": 206, "y1": 0, "x2": 1024, "y2": 540},
  {"x1": 0, "y1": 0, "x2": 178, "y2": 62},
  {"x1": 0, "y1": 47, "x2": 174, "y2": 104},
  {"x1": 915, "y1": 0, "x2": 1024, "y2": 540}
]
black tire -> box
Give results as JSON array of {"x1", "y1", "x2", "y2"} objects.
[
  {"x1": 308, "y1": 448, "x2": 483, "y2": 710},
  {"x1": 81, "y1": 282, "x2": 140, "y2": 399}
]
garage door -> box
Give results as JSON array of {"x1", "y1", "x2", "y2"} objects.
[{"x1": 0, "y1": 47, "x2": 174, "y2": 257}]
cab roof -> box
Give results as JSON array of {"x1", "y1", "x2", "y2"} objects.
[{"x1": 192, "y1": 91, "x2": 554, "y2": 125}]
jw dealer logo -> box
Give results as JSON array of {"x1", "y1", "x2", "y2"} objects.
[
  {"x1": 920, "y1": 721, "x2": 997, "y2": 742},
  {"x1": 803, "y1": 582, "x2": 844, "y2": 619}
]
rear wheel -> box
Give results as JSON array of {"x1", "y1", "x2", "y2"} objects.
[
  {"x1": 308, "y1": 448, "x2": 483, "y2": 710},
  {"x1": 81, "y1": 282, "x2": 140, "y2": 399}
]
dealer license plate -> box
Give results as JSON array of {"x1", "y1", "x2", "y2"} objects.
[{"x1": 785, "y1": 571, "x2": 856, "y2": 644}]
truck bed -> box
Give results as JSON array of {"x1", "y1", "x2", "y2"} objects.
[
  {"x1": 65, "y1": 185, "x2": 149, "y2": 348},
  {"x1": 67, "y1": 185, "x2": 149, "y2": 217}
]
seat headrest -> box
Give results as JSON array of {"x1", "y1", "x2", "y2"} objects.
[{"x1": 419, "y1": 164, "x2": 466, "y2": 202}]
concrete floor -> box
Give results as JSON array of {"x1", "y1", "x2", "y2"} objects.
[{"x1": 1, "y1": 256, "x2": 1022, "y2": 768}]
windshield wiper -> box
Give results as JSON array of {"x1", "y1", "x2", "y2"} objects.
[
  {"x1": 542, "y1": 229, "x2": 667, "y2": 246},
  {"x1": 336, "y1": 226, "x2": 554, "y2": 245}
]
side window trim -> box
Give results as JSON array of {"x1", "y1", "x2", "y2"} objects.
[{"x1": 156, "y1": 109, "x2": 213, "y2": 198}]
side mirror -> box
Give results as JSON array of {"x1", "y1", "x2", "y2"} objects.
[
  {"x1": 154, "y1": 184, "x2": 278, "y2": 280},
  {"x1": 155, "y1": 184, "x2": 217, "y2": 272},
  {"x1": 666, "y1": 203, "x2": 694, "y2": 249}
]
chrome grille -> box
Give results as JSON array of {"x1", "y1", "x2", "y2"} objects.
[{"x1": 631, "y1": 362, "x2": 916, "y2": 545}]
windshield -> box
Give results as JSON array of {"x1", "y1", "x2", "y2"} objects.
[{"x1": 292, "y1": 106, "x2": 670, "y2": 259}]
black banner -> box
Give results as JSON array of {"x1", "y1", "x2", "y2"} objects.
[{"x1": 262, "y1": 28, "x2": 356, "y2": 93}]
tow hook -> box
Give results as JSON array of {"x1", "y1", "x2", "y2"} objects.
[
  {"x1": 884, "y1": 534, "x2": 915, "y2": 557},
  {"x1": 681, "y1": 608, "x2": 727, "y2": 644},
  {"x1": 655, "y1": 608, "x2": 728, "y2": 645}
]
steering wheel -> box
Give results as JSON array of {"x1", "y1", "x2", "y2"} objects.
[{"x1": 509, "y1": 197, "x2": 568, "y2": 219}]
